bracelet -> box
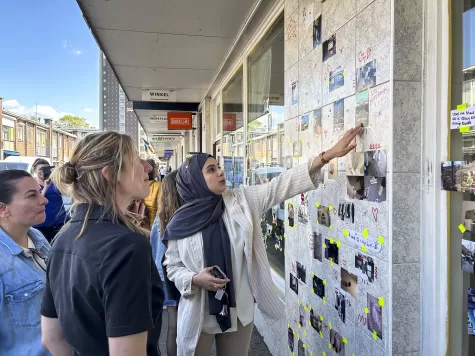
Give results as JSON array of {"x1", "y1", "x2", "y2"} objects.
[{"x1": 320, "y1": 151, "x2": 329, "y2": 164}]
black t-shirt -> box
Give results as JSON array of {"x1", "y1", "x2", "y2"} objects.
[{"x1": 41, "y1": 204, "x2": 164, "y2": 355}]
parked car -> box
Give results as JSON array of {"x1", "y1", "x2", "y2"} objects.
[{"x1": 0, "y1": 156, "x2": 52, "y2": 174}]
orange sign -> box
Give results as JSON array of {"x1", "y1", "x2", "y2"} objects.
[
  {"x1": 167, "y1": 112, "x2": 193, "y2": 130},
  {"x1": 223, "y1": 113, "x2": 236, "y2": 131}
]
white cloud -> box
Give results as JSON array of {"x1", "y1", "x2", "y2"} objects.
[
  {"x1": 62, "y1": 40, "x2": 83, "y2": 56},
  {"x1": 84, "y1": 108, "x2": 94, "y2": 113},
  {"x1": 3, "y1": 99, "x2": 73, "y2": 120}
]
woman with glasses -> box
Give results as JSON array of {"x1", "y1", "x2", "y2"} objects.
[{"x1": 0, "y1": 170, "x2": 51, "y2": 355}]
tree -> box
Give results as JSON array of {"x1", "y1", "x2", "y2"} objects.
[
  {"x1": 29, "y1": 115, "x2": 40, "y2": 122},
  {"x1": 58, "y1": 115, "x2": 90, "y2": 128}
]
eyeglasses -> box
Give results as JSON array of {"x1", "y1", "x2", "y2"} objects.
[{"x1": 29, "y1": 248, "x2": 47, "y2": 272}]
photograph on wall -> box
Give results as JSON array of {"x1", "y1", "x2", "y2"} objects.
[
  {"x1": 310, "y1": 308, "x2": 323, "y2": 333},
  {"x1": 462, "y1": 239, "x2": 475, "y2": 274},
  {"x1": 325, "y1": 238, "x2": 339, "y2": 265},
  {"x1": 364, "y1": 150, "x2": 387, "y2": 177},
  {"x1": 317, "y1": 206, "x2": 331, "y2": 227},
  {"x1": 292, "y1": 81, "x2": 299, "y2": 105},
  {"x1": 441, "y1": 161, "x2": 465, "y2": 191},
  {"x1": 364, "y1": 176, "x2": 387, "y2": 203},
  {"x1": 288, "y1": 326, "x2": 295, "y2": 351},
  {"x1": 299, "y1": 303, "x2": 305, "y2": 327},
  {"x1": 355, "y1": 253, "x2": 375, "y2": 283},
  {"x1": 312, "y1": 108, "x2": 322, "y2": 136},
  {"x1": 313, "y1": 15, "x2": 322, "y2": 48},
  {"x1": 293, "y1": 140, "x2": 302, "y2": 157},
  {"x1": 356, "y1": 90, "x2": 369, "y2": 127},
  {"x1": 338, "y1": 201, "x2": 355, "y2": 224},
  {"x1": 334, "y1": 288, "x2": 346, "y2": 323},
  {"x1": 288, "y1": 203, "x2": 295, "y2": 227},
  {"x1": 290, "y1": 273, "x2": 299, "y2": 295},
  {"x1": 367, "y1": 293, "x2": 383, "y2": 339},
  {"x1": 460, "y1": 163, "x2": 475, "y2": 193},
  {"x1": 313, "y1": 232, "x2": 323, "y2": 261},
  {"x1": 313, "y1": 275, "x2": 325, "y2": 298},
  {"x1": 346, "y1": 150, "x2": 365, "y2": 176},
  {"x1": 461, "y1": 200, "x2": 475, "y2": 232},
  {"x1": 330, "y1": 329, "x2": 345, "y2": 356},
  {"x1": 297, "y1": 261, "x2": 307, "y2": 283},
  {"x1": 322, "y1": 34, "x2": 337, "y2": 62},
  {"x1": 329, "y1": 70, "x2": 345, "y2": 93},
  {"x1": 298, "y1": 339, "x2": 305, "y2": 356},
  {"x1": 356, "y1": 59, "x2": 377, "y2": 92},
  {"x1": 298, "y1": 193, "x2": 309, "y2": 224},
  {"x1": 347, "y1": 176, "x2": 365, "y2": 200},
  {"x1": 300, "y1": 113, "x2": 309, "y2": 131},
  {"x1": 469, "y1": 288, "x2": 475, "y2": 336},
  {"x1": 333, "y1": 98, "x2": 345, "y2": 133},
  {"x1": 341, "y1": 268, "x2": 358, "y2": 298}
]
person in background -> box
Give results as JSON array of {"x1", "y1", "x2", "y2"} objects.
[
  {"x1": 143, "y1": 159, "x2": 162, "y2": 230},
  {"x1": 150, "y1": 170, "x2": 183, "y2": 356},
  {"x1": 159, "y1": 166, "x2": 166, "y2": 181},
  {"x1": 40, "y1": 132, "x2": 164, "y2": 356},
  {"x1": 0, "y1": 170, "x2": 50, "y2": 355},
  {"x1": 32, "y1": 159, "x2": 67, "y2": 243},
  {"x1": 163, "y1": 126, "x2": 360, "y2": 356}
]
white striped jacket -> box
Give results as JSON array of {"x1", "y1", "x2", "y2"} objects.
[{"x1": 164, "y1": 158, "x2": 319, "y2": 355}]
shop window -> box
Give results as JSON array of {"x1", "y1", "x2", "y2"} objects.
[
  {"x1": 18, "y1": 124, "x2": 24, "y2": 142},
  {"x1": 247, "y1": 14, "x2": 285, "y2": 277},
  {"x1": 2, "y1": 126, "x2": 15, "y2": 151}
]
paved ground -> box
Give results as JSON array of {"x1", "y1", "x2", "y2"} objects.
[{"x1": 159, "y1": 310, "x2": 272, "y2": 356}]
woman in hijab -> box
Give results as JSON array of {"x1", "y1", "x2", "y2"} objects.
[{"x1": 163, "y1": 126, "x2": 361, "y2": 356}]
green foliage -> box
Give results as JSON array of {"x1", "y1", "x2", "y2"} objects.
[{"x1": 58, "y1": 115, "x2": 90, "y2": 128}]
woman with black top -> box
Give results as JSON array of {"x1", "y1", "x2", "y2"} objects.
[{"x1": 40, "y1": 132, "x2": 164, "y2": 356}]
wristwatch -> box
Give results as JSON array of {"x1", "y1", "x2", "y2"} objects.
[{"x1": 320, "y1": 151, "x2": 329, "y2": 164}]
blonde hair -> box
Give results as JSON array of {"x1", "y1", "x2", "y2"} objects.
[{"x1": 52, "y1": 131, "x2": 147, "y2": 238}]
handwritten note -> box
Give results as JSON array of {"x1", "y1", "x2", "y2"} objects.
[
  {"x1": 451, "y1": 106, "x2": 475, "y2": 129},
  {"x1": 346, "y1": 229, "x2": 382, "y2": 253}
]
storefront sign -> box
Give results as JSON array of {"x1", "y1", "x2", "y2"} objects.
[
  {"x1": 150, "y1": 115, "x2": 168, "y2": 123},
  {"x1": 142, "y1": 89, "x2": 177, "y2": 102},
  {"x1": 168, "y1": 112, "x2": 193, "y2": 130},
  {"x1": 451, "y1": 105, "x2": 475, "y2": 129},
  {"x1": 150, "y1": 135, "x2": 181, "y2": 142},
  {"x1": 223, "y1": 113, "x2": 237, "y2": 131}
]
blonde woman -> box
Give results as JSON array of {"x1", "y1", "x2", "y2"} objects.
[{"x1": 40, "y1": 132, "x2": 164, "y2": 356}]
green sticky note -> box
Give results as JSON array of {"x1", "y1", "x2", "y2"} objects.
[
  {"x1": 298, "y1": 324, "x2": 301, "y2": 329},
  {"x1": 323, "y1": 243, "x2": 327, "y2": 248},
  {"x1": 329, "y1": 225, "x2": 333, "y2": 230},
  {"x1": 303, "y1": 343, "x2": 307, "y2": 348},
  {"x1": 323, "y1": 297, "x2": 327, "y2": 305},
  {"x1": 362, "y1": 228, "x2": 369, "y2": 238},
  {"x1": 343, "y1": 72, "x2": 347, "y2": 77},
  {"x1": 298, "y1": 300, "x2": 301, "y2": 306},
  {"x1": 316, "y1": 202, "x2": 321, "y2": 207},
  {"x1": 378, "y1": 236, "x2": 385, "y2": 245},
  {"x1": 378, "y1": 297, "x2": 385, "y2": 307},
  {"x1": 362, "y1": 246, "x2": 367, "y2": 252},
  {"x1": 459, "y1": 224, "x2": 467, "y2": 233},
  {"x1": 336, "y1": 241, "x2": 341, "y2": 248},
  {"x1": 320, "y1": 315, "x2": 324, "y2": 321},
  {"x1": 364, "y1": 307, "x2": 369, "y2": 314},
  {"x1": 458, "y1": 103, "x2": 467, "y2": 111},
  {"x1": 329, "y1": 205, "x2": 333, "y2": 211},
  {"x1": 304, "y1": 330, "x2": 307, "y2": 336},
  {"x1": 280, "y1": 248, "x2": 283, "y2": 252},
  {"x1": 460, "y1": 126, "x2": 470, "y2": 133},
  {"x1": 304, "y1": 306, "x2": 308, "y2": 311},
  {"x1": 322, "y1": 352, "x2": 326, "y2": 356},
  {"x1": 342, "y1": 337, "x2": 348, "y2": 344},
  {"x1": 312, "y1": 288, "x2": 315, "y2": 293},
  {"x1": 308, "y1": 321, "x2": 312, "y2": 326},
  {"x1": 328, "y1": 322, "x2": 333, "y2": 330},
  {"x1": 320, "y1": 331, "x2": 324, "y2": 339},
  {"x1": 344, "y1": 229, "x2": 349, "y2": 237},
  {"x1": 323, "y1": 279, "x2": 327, "y2": 285},
  {"x1": 373, "y1": 330, "x2": 377, "y2": 340},
  {"x1": 330, "y1": 258, "x2": 334, "y2": 266},
  {"x1": 312, "y1": 272, "x2": 315, "y2": 277},
  {"x1": 330, "y1": 237, "x2": 334, "y2": 244},
  {"x1": 328, "y1": 343, "x2": 333, "y2": 349}
]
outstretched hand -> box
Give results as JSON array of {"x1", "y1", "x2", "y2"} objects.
[{"x1": 326, "y1": 125, "x2": 361, "y2": 160}]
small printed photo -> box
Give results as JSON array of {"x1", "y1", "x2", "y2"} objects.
[
  {"x1": 292, "y1": 81, "x2": 299, "y2": 105},
  {"x1": 317, "y1": 206, "x2": 331, "y2": 227},
  {"x1": 298, "y1": 193, "x2": 309, "y2": 224},
  {"x1": 313, "y1": 15, "x2": 322, "y2": 48},
  {"x1": 313, "y1": 275, "x2": 325, "y2": 298},
  {"x1": 462, "y1": 239, "x2": 475, "y2": 274},
  {"x1": 461, "y1": 200, "x2": 475, "y2": 232},
  {"x1": 334, "y1": 288, "x2": 346, "y2": 323},
  {"x1": 338, "y1": 201, "x2": 355, "y2": 224},
  {"x1": 341, "y1": 268, "x2": 358, "y2": 298},
  {"x1": 313, "y1": 232, "x2": 323, "y2": 261},
  {"x1": 329, "y1": 70, "x2": 345, "y2": 93},
  {"x1": 356, "y1": 90, "x2": 369, "y2": 127},
  {"x1": 293, "y1": 140, "x2": 302, "y2": 158},
  {"x1": 298, "y1": 339, "x2": 305, "y2": 356},
  {"x1": 299, "y1": 303, "x2": 305, "y2": 327},
  {"x1": 297, "y1": 261, "x2": 307, "y2": 283},
  {"x1": 288, "y1": 203, "x2": 295, "y2": 227},
  {"x1": 356, "y1": 59, "x2": 377, "y2": 92},
  {"x1": 441, "y1": 161, "x2": 465, "y2": 191},
  {"x1": 312, "y1": 108, "x2": 323, "y2": 136},
  {"x1": 300, "y1": 113, "x2": 310, "y2": 131},
  {"x1": 330, "y1": 329, "x2": 346, "y2": 356},
  {"x1": 355, "y1": 253, "x2": 375, "y2": 283},
  {"x1": 468, "y1": 289, "x2": 475, "y2": 336},
  {"x1": 325, "y1": 238, "x2": 339, "y2": 265},
  {"x1": 288, "y1": 327, "x2": 295, "y2": 351},
  {"x1": 364, "y1": 176, "x2": 387, "y2": 203},
  {"x1": 364, "y1": 150, "x2": 387, "y2": 177},
  {"x1": 333, "y1": 98, "x2": 345, "y2": 133},
  {"x1": 323, "y1": 34, "x2": 337, "y2": 62},
  {"x1": 347, "y1": 176, "x2": 365, "y2": 200},
  {"x1": 310, "y1": 308, "x2": 323, "y2": 333},
  {"x1": 290, "y1": 273, "x2": 299, "y2": 295},
  {"x1": 367, "y1": 293, "x2": 383, "y2": 339},
  {"x1": 346, "y1": 150, "x2": 365, "y2": 176}
]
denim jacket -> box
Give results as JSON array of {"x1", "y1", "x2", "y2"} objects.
[{"x1": 0, "y1": 227, "x2": 51, "y2": 355}]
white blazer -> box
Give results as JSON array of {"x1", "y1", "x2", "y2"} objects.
[{"x1": 164, "y1": 158, "x2": 319, "y2": 355}]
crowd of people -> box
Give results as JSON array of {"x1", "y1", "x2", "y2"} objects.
[{"x1": 0, "y1": 126, "x2": 360, "y2": 356}]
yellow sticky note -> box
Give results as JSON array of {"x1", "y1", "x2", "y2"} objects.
[
  {"x1": 304, "y1": 330, "x2": 307, "y2": 336},
  {"x1": 330, "y1": 258, "x2": 334, "y2": 266},
  {"x1": 343, "y1": 229, "x2": 349, "y2": 237},
  {"x1": 330, "y1": 237, "x2": 334, "y2": 244},
  {"x1": 292, "y1": 352, "x2": 295, "y2": 356},
  {"x1": 378, "y1": 297, "x2": 385, "y2": 307},
  {"x1": 312, "y1": 288, "x2": 315, "y2": 293},
  {"x1": 323, "y1": 279, "x2": 327, "y2": 285},
  {"x1": 459, "y1": 224, "x2": 467, "y2": 233},
  {"x1": 323, "y1": 243, "x2": 327, "y2": 248},
  {"x1": 298, "y1": 300, "x2": 301, "y2": 306},
  {"x1": 362, "y1": 228, "x2": 369, "y2": 238},
  {"x1": 458, "y1": 103, "x2": 467, "y2": 111},
  {"x1": 280, "y1": 248, "x2": 283, "y2": 252},
  {"x1": 337, "y1": 241, "x2": 341, "y2": 248},
  {"x1": 328, "y1": 80, "x2": 331, "y2": 85},
  {"x1": 320, "y1": 331, "x2": 324, "y2": 339},
  {"x1": 328, "y1": 343, "x2": 333, "y2": 349},
  {"x1": 316, "y1": 221, "x2": 320, "y2": 225},
  {"x1": 460, "y1": 126, "x2": 470, "y2": 133},
  {"x1": 308, "y1": 321, "x2": 312, "y2": 326},
  {"x1": 364, "y1": 307, "x2": 369, "y2": 314},
  {"x1": 304, "y1": 306, "x2": 308, "y2": 311},
  {"x1": 361, "y1": 246, "x2": 367, "y2": 252},
  {"x1": 320, "y1": 315, "x2": 324, "y2": 321},
  {"x1": 312, "y1": 272, "x2": 315, "y2": 277},
  {"x1": 329, "y1": 205, "x2": 333, "y2": 211},
  {"x1": 342, "y1": 337, "x2": 348, "y2": 344},
  {"x1": 310, "y1": 352, "x2": 313, "y2": 356},
  {"x1": 378, "y1": 236, "x2": 385, "y2": 245},
  {"x1": 303, "y1": 343, "x2": 307, "y2": 348},
  {"x1": 316, "y1": 202, "x2": 321, "y2": 207},
  {"x1": 373, "y1": 330, "x2": 377, "y2": 340},
  {"x1": 323, "y1": 297, "x2": 327, "y2": 305},
  {"x1": 328, "y1": 322, "x2": 333, "y2": 330},
  {"x1": 322, "y1": 353, "x2": 326, "y2": 356},
  {"x1": 298, "y1": 324, "x2": 301, "y2": 329},
  {"x1": 330, "y1": 225, "x2": 333, "y2": 230}
]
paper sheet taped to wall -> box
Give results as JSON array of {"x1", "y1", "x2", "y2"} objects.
[{"x1": 451, "y1": 106, "x2": 475, "y2": 129}]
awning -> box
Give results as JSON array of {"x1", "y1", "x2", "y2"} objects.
[{"x1": 3, "y1": 150, "x2": 20, "y2": 156}]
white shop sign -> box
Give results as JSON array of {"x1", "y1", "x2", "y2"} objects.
[
  {"x1": 150, "y1": 116, "x2": 168, "y2": 123},
  {"x1": 150, "y1": 135, "x2": 181, "y2": 142},
  {"x1": 450, "y1": 105, "x2": 475, "y2": 129},
  {"x1": 142, "y1": 89, "x2": 176, "y2": 102}
]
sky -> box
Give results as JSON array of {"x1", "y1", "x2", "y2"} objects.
[{"x1": 0, "y1": 1, "x2": 99, "y2": 127}]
